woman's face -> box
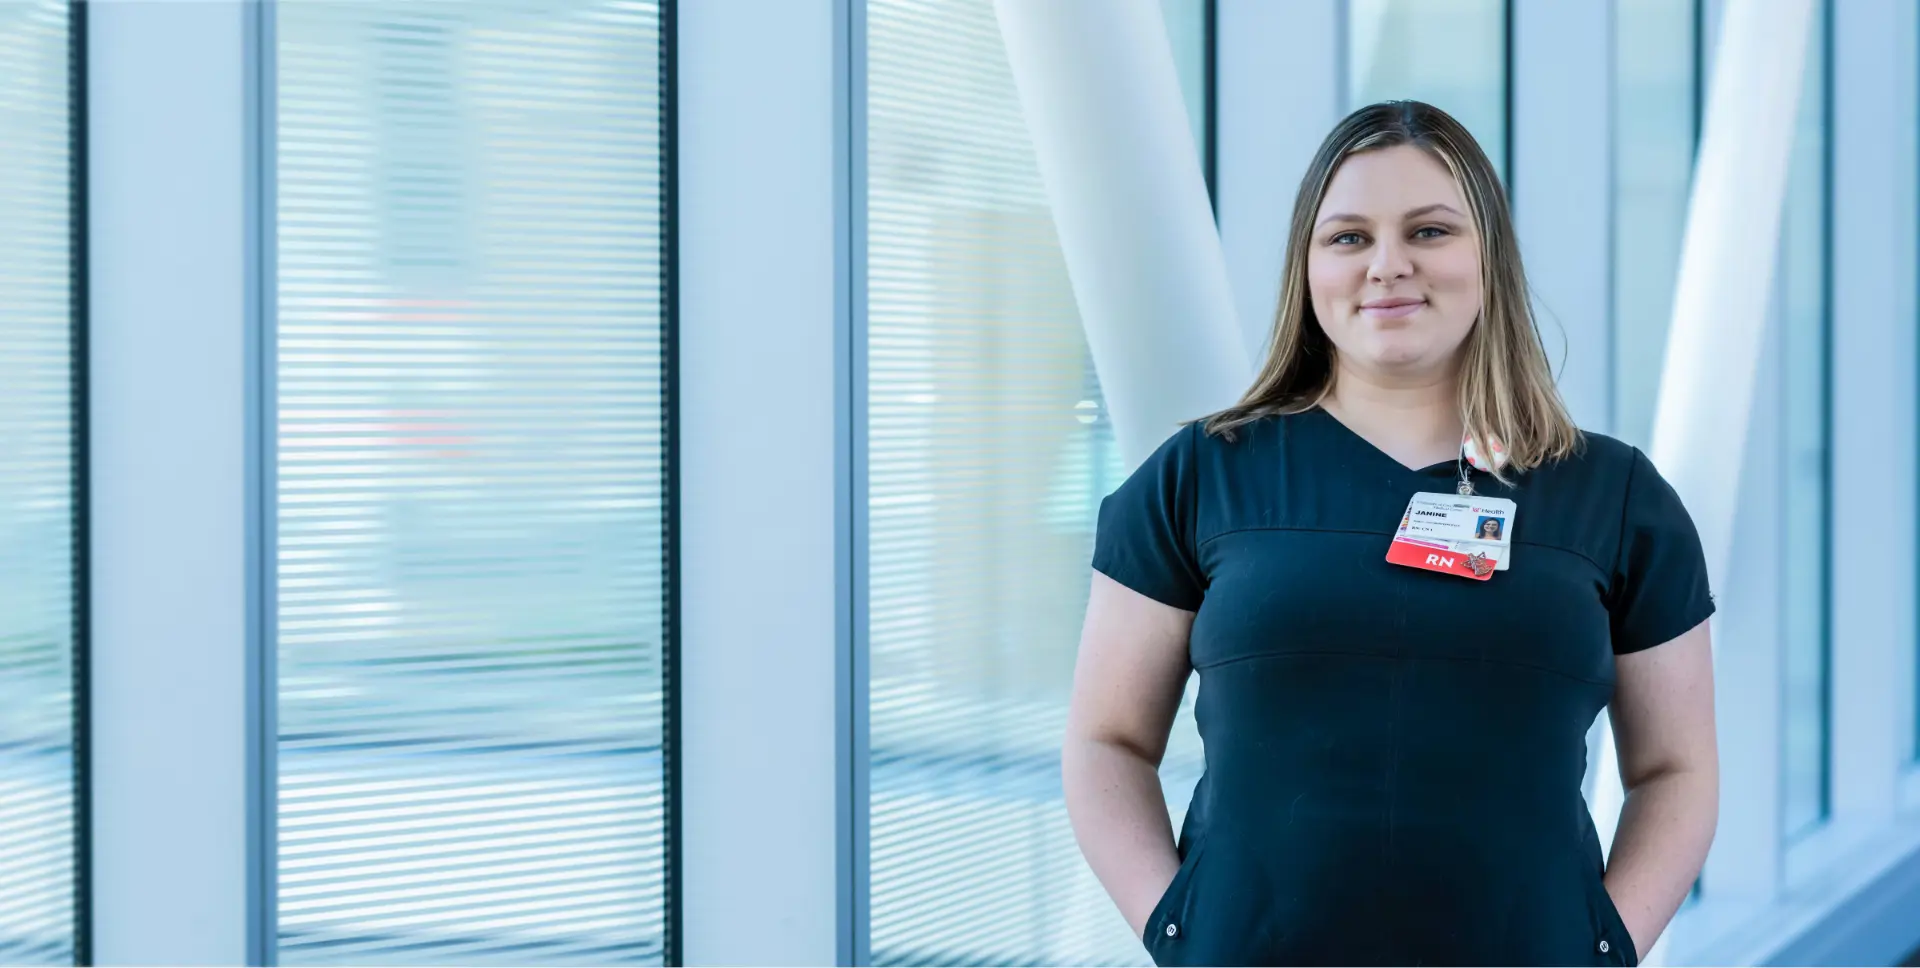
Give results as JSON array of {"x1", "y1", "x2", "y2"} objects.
[
  {"x1": 1480, "y1": 519, "x2": 1499, "y2": 539},
  {"x1": 1306, "y1": 144, "x2": 1482, "y2": 383}
]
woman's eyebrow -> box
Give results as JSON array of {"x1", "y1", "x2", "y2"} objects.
[
  {"x1": 1314, "y1": 212, "x2": 1369, "y2": 229},
  {"x1": 1315, "y1": 203, "x2": 1466, "y2": 229}
]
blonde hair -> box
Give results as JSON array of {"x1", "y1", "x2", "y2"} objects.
[{"x1": 1200, "y1": 100, "x2": 1579, "y2": 480}]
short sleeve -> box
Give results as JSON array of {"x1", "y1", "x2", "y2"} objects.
[
  {"x1": 1091, "y1": 423, "x2": 1206, "y2": 611},
  {"x1": 1607, "y1": 448, "x2": 1715, "y2": 655}
]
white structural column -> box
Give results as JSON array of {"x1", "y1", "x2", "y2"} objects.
[
  {"x1": 88, "y1": 1, "x2": 265, "y2": 963},
  {"x1": 1213, "y1": 0, "x2": 1340, "y2": 365},
  {"x1": 994, "y1": 0, "x2": 1250, "y2": 466},
  {"x1": 1510, "y1": 0, "x2": 1612, "y2": 433},
  {"x1": 677, "y1": 0, "x2": 849, "y2": 964},
  {"x1": 1647, "y1": 0, "x2": 1814, "y2": 586}
]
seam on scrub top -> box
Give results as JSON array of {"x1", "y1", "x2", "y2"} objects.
[
  {"x1": 1605, "y1": 449, "x2": 1643, "y2": 601},
  {"x1": 1194, "y1": 648, "x2": 1617, "y2": 687},
  {"x1": 1195, "y1": 524, "x2": 1611, "y2": 575}
]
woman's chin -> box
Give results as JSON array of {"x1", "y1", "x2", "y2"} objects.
[{"x1": 1359, "y1": 344, "x2": 1451, "y2": 375}]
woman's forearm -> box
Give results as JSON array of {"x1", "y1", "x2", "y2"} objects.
[
  {"x1": 1062, "y1": 735, "x2": 1183, "y2": 937},
  {"x1": 1601, "y1": 766, "x2": 1719, "y2": 958}
]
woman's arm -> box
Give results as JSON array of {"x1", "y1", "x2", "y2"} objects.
[
  {"x1": 1062, "y1": 571, "x2": 1196, "y2": 938},
  {"x1": 1604, "y1": 617, "x2": 1719, "y2": 958}
]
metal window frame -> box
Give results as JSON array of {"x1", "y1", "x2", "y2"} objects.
[
  {"x1": 68, "y1": 0, "x2": 92, "y2": 962},
  {"x1": 246, "y1": 2, "x2": 276, "y2": 963},
  {"x1": 662, "y1": 1, "x2": 685, "y2": 963},
  {"x1": 844, "y1": 0, "x2": 868, "y2": 962}
]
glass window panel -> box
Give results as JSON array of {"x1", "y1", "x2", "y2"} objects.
[
  {"x1": 1780, "y1": 0, "x2": 1830, "y2": 841},
  {"x1": 1611, "y1": 0, "x2": 1698, "y2": 450},
  {"x1": 274, "y1": 2, "x2": 669, "y2": 963},
  {"x1": 1160, "y1": 0, "x2": 1209, "y2": 169},
  {"x1": 0, "y1": 2, "x2": 78, "y2": 963},
  {"x1": 865, "y1": 1, "x2": 1208, "y2": 963},
  {"x1": 1345, "y1": 0, "x2": 1507, "y2": 177}
]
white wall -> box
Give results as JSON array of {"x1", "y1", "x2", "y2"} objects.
[
  {"x1": 88, "y1": 1, "x2": 265, "y2": 963},
  {"x1": 676, "y1": 0, "x2": 851, "y2": 963}
]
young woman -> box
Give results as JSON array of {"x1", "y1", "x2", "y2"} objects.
[{"x1": 1062, "y1": 101, "x2": 1718, "y2": 966}]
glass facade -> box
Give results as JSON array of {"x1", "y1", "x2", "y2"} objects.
[
  {"x1": 39, "y1": 3, "x2": 1920, "y2": 963},
  {"x1": 1612, "y1": 0, "x2": 1699, "y2": 449},
  {"x1": 274, "y1": 2, "x2": 670, "y2": 962},
  {"x1": 0, "y1": 2, "x2": 79, "y2": 963},
  {"x1": 1779, "y1": 0, "x2": 1831, "y2": 842},
  {"x1": 863, "y1": 1, "x2": 1208, "y2": 962},
  {"x1": 1345, "y1": 0, "x2": 1508, "y2": 177}
]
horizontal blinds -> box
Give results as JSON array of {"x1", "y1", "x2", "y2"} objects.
[
  {"x1": 0, "y1": 3, "x2": 76, "y2": 965},
  {"x1": 274, "y1": 3, "x2": 668, "y2": 963},
  {"x1": 865, "y1": 2, "x2": 1206, "y2": 964}
]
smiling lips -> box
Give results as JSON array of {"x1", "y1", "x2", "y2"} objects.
[{"x1": 1360, "y1": 297, "x2": 1425, "y2": 319}]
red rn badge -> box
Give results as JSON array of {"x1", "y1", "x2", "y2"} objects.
[{"x1": 1386, "y1": 491, "x2": 1516, "y2": 581}]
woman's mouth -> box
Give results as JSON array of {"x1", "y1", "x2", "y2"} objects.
[{"x1": 1360, "y1": 297, "x2": 1425, "y2": 319}]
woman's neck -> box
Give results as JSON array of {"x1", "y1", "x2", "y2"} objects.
[{"x1": 1320, "y1": 365, "x2": 1463, "y2": 471}]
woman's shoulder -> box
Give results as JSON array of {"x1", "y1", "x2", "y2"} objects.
[
  {"x1": 1536, "y1": 430, "x2": 1683, "y2": 509},
  {"x1": 1188, "y1": 407, "x2": 1304, "y2": 450},
  {"x1": 1568, "y1": 429, "x2": 1638, "y2": 468},
  {"x1": 1535, "y1": 429, "x2": 1640, "y2": 477},
  {"x1": 1117, "y1": 410, "x2": 1296, "y2": 490}
]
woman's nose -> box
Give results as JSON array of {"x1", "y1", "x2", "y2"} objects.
[{"x1": 1368, "y1": 239, "x2": 1413, "y2": 283}]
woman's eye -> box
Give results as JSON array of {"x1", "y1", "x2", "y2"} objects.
[
  {"x1": 1331, "y1": 231, "x2": 1365, "y2": 246},
  {"x1": 1413, "y1": 225, "x2": 1450, "y2": 239}
]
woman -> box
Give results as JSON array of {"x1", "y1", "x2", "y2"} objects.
[
  {"x1": 1478, "y1": 517, "x2": 1504, "y2": 540},
  {"x1": 1062, "y1": 101, "x2": 1718, "y2": 966}
]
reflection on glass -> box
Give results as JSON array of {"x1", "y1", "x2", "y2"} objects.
[
  {"x1": 1612, "y1": 0, "x2": 1698, "y2": 449},
  {"x1": 0, "y1": 3, "x2": 77, "y2": 964},
  {"x1": 275, "y1": 2, "x2": 668, "y2": 963},
  {"x1": 865, "y1": 1, "x2": 1207, "y2": 963},
  {"x1": 1780, "y1": 1, "x2": 1829, "y2": 842},
  {"x1": 1345, "y1": 0, "x2": 1507, "y2": 177}
]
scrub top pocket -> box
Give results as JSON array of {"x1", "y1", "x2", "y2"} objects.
[
  {"x1": 1583, "y1": 871, "x2": 1639, "y2": 967},
  {"x1": 1142, "y1": 838, "x2": 1208, "y2": 963}
]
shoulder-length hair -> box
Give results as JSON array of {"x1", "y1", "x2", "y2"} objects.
[{"x1": 1200, "y1": 100, "x2": 1579, "y2": 479}]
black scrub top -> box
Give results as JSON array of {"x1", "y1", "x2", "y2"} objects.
[{"x1": 1092, "y1": 407, "x2": 1714, "y2": 968}]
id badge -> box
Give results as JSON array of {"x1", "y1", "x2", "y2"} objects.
[{"x1": 1387, "y1": 492, "x2": 1517, "y2": 580}]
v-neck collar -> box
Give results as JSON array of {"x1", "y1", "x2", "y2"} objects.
[{"x1": 1307, "y1": 405, "x2": 1462, "y2": 480}]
